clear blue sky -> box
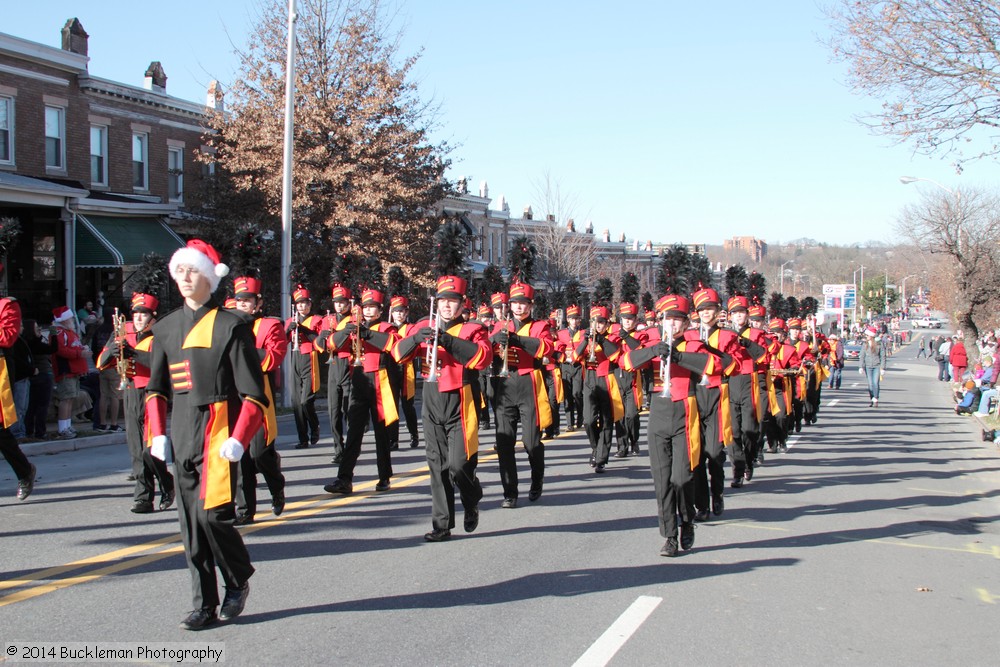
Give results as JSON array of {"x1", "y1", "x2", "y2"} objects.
[{"x1": 6, "y1": 1, "x2": 995, "y2": 245}]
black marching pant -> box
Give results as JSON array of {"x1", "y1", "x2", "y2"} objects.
[
  {"x1": 125, "y1": 386, "x2": 173, "y2": 504},
  {"x1": 544, "y1": 369, "x2": 561, "y2": 438},
  {"x1": 694, "y1": 386, "x2": 726, "y2": 511},
  {"x1": 336, "y1": 370, "x2": 393, "y2": 483},
  {"x1": 493, "y1": 373, "x2": 545, "y2": 499},
  {"x1": 291, "y1": 353, "x2": 320, "y2": 446},
  {"x1": 563, "y1": 364, "x2": 584, "y2": 429},
  {"x1": 728, "y1": 374, "x2": 758, "y2": 476},
  {"x1": 386, "y1": 364, "x2": 418, "y2": 447},
  {"x1": 326, "y1": 357, "x2": 352, "y2": 454},
  {"x1": 423, "y1": 385, "x2": 483, "y2": 531},
  {"x1": 583, "y1": 370, "x2": 615, "y2": 465},
  {"x1": 647, "y1": 394, "x2": 695, "y2": 539},
  {"x1": 235, "y1": 431, "x2": 285, "y2": 518},
  {"x1": 0, "y1": 426, "x2": 31, "y2": 480},
  {"x1": 615, "y1": 371, "x2": 640, "y2": 453}
]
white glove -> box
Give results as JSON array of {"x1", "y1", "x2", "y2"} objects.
[
  {"x1": 880, "y1": 369, "x2": 885, "y2": 378},
  {"x1": 219, "y1": 437, "x2": 245, "y2": 462},
  {"x1": 150, "y1": 435, "x2": 169, "y2": 462}
]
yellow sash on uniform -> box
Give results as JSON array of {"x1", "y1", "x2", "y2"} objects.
[
  {"x1": 202, "y1": 400, "x2": 233, "y2": 509},
  {"x1": 404, "y1": 362, "x2": 416, "y2": 400},
  {"x1": 552, "y1": 366, "x2": 564, "y2": 404},
  {"x1": 607, "y1": 372, "x2": 625, "y2": 422},
  {"x1": 532, "y1": 368, "x2": 553, "y2": 430},
  {"x1": 0, "y1": 358, "x2": 16, "y2": 428},
  {"x1": 460, "y1": 384, "x2": 480, "y2": 458},
  {"x1": 376, "y1": 368, "x2": 399, "y2": 426},
  {"x1": 685, "y1": 395, "x2": 701, "y2": 470},
  {"x1": 766, "y1": 373, "x2": 781, "y2": 416},
  {"x1": 719, "y1": 382, "x2": 734, "y2": 445},
  {"x1": 262, "y1": 376, "x2": 277, "y2": 446}
]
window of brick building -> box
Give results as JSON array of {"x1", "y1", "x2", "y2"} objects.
[
  {"x1": 167, "y1": 146, "x2": 183, "y2": 202},
  {"x1": 132, "y1": 133, "x2": 148, "y2": 190},
  {"x1": 45, "y1": 106, "x2": 65, "y2": 170},
  {"x1": 0, "y1": 96, "x2": 12, "y2": 165},
  {"x1": 90, "y1": 125, "x2": 107, "y2": 186}
]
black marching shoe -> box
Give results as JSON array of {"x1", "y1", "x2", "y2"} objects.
[
  {"x1": 588, "y1": 455, "x2": 596, "y2": 467},
  {"x1": 500, "y1": 497, "x2": 517, "y2": 509},
  {"x1": 271, "y1": 490, "x2": 285, "y2": 516},
  {"x1": 16, "y1": 463, "x2": 37, "y2": 501},
  {"x1": 219, "y1": 582, "x2": 250, "y2": 621},
  {"x1": 660, "y1": 537, "x2": 679, "y2": 558},
  {"x1": 680, "y1": 522, "x2": 695, "y2": 551},
  {"x1": 631, "y1": 443, "x2": 640, "y2": 455},
  {"x1": 595, "y1": 463, "x2": 606, "y2": 473},
  {"x1": 388, "y1": 441, "x2": 399, "y2": 451},
  {"x1": 712, "y1": 494, "x2": 725, "y2": 516},
  {"x1": 615, "y1": 448, "x2": 628, "y2": 458},
  {"x1": 375, "y1": 479, "x2": 391, "y2": 492},
  {"x1": 464, "y1": 506, "x2": 479, "y2": 533},
  {"x1": 744, "y1": 465, "x2": 754, "y2": 481},
  {"x1": 180, "y1": 607, "x2": 218, "y2": 631},
  {"x1": 130, "y1": 500, "x2": 154, "y2": 514},
  {"x1": 528, "y1": 485, "x2": 543, "y2": 502},
  {"x1": 409, "y1": 436, "x2": 419, "y2": 449},
  {"x1": 331, "y1": 452, "x2": 344, "y2": 464},
  {"x1": 731, "y1": 475, "x2": 744, "y2": 489},
  {"x1": 424, "y1": 528, "x2": 451, "y2": 542},
  {"x1": 294, "y1": 442, "x2": 310, "y2": 450},
  {"x1": 233, "y1": 513, "x2": 254, "y2": 526},
  {"x1": 694, "y1": 508, "x2": 710, "y2": 522},
  {"x1": 324, "y1": 479, "x2": 353, "y2": 495},
  {"x1": 159, "y1": 492, "x2": 174, "y2": 511}
]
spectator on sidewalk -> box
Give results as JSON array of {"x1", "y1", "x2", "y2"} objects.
[
  {"x1": 23, "y1": 319, "x2": 56, "y2": 439},
  {"x1": 52, "y1": 306, "x2": 89, "y2": 439},
  {"x1": 955, "y1": 380, "x2": 981, "y2": 415},
  {"x1": 76, "y1": 300, "x2": 101, "y2": 348},
  {"x1": 859, "y1": 326, "x2": 887, "y2": 407},
  {"x1": 8, "y1": 322, "x2": 33, "y2": 439},
  {"x1": 949, "y1": 334, "x2": 968, "y2": 385},
  {"x1": 916, "y1": 337, "x2": 927, "y2": 359},
  {"x1": 936, "y1": 336, "x2": 952, "y2": 381}
]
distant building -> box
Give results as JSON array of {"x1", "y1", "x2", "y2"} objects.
[
  {"x1": 0, "y1": 18, "x2": 216, "y2": 319},
  {"x1": 723, "y1": 235, "x2": 767, "y2": 262}
]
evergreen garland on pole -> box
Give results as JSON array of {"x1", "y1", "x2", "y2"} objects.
[
  {"x1": 594, "y1": 277, "x2": 614, "y2": 306},
  {"x1": 433, "y1": 220, "x2": 467, "y2": 277},
  {"x1": 620, "y1": 271, "x2": 640, "y2": 304},
  {"x1": 507, "y1": 235, "x2": 537, "y2": 283}
]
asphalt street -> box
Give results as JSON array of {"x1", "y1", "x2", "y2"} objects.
[{"x1": 1, "y1": 348, "x2": 999, "y2": 666}]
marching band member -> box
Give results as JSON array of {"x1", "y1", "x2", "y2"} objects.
[
  {"x1": 318, "y1": 284, "x2": 354, "y2": 462},
  {"x1": 323, "y1": 289, "x2": 400, "y2": 494},
  {"x1": 387, "y1": 296, "x2": 420, "y2": 449},
  {"x1": 729, "y1": 297, "x2": 770, "y2": 481},
  {"x1": 573, "y1": 305, "x2": 623, "y2": 473},
  {"x1": 285, "y1": 286, "x2": 323, "y2": 450},
  {"x1": 622, "y1": 294, "x2": 718, "y2": 557},
  {"x1": 392, "y1": 276, "x2": 492, "y2": 541},
  {"x1": 477, "y1": 304, "x2": 494, "y2": 429},
  {"x1": 765, "y1": 318, "x2": 800, "y2": 453},
  {"x1": 490, "y1": 281, "x2": 553, "y2": 507},
  {"x1": 614, "y1": 302, "x2": 646, "y2": 457},
  {"x1": 559, "y1": 305, "x2": 585, "y2": 432},
  {"x1": 543, "y1": 309, "x2": 565, "y2": 440}
]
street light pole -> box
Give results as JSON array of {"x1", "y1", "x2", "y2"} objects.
[
  {"x1": 280, "y1": 0, "x2": 297, "y2": 407},
  {"x1": 901, "y1": 274, "x2": 916, "y2": 313},
  {"x1": 779, "y1": 259, "x2": 794, "y2": 294}
]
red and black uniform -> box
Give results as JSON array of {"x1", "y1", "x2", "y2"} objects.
[
  {"x1": 0, "y1": 298, "x2": 35, "y2": 493},
  {"x1": 789, "y1": 319, "x2": 815, "y2": 432},
  {"x1": 543, "y1": 311, "x2": 565, "y2": 440},
  {"x1": 317, "y1": 285, "x2": 354, "y2": 460},
  {"x1": 764, "y1": 320, "x2": 800, "y2": 450},
  {"x1": 476, "y1": 304, "x2": 494, "y2": 429},
  {"x1": 324, "y1": 290, "x2": 400, "y2": 490},
  {"x1": 614, "y1": 305, "x2": 646, "y2": 457},
  {"x1": 145, "y1": 296, "x2": 267, "y2": 613},
  {"x1": 387, "y1": 296, "x2": 419, "y2": 449},
  {"x1": 622, "y1": 295, "x2": 718, "y2": 553},
  {"x1": 573, "y1": 306, "x2": 624, "y2": 470},
  {"x1": 558, "y1": 307, "x2": 584, "y2": 430},
  {"x1": 640, "y1": 311, "x2": 658, "y2": 408},
  {"x1": 97, "y1": 294, "x2": 173, "y2": 511},
  {"x1": 392, "y1": 276, "x2": 492, "y2": 538},
  {"x1": 490, "y1": 282, "x2": 553, "y2": 504},
  {"x1": 234, "y1": 282, "x2": 288, "y2": 522},
  {"x1": 285, "y1": 286, "x2": 324, "y2": 449},
  {"x1": 730, "y1": 299, "x2": 770, "y2": 479}
]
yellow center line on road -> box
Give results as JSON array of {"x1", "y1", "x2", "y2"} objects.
[{"x1": 0, "y1": 445, "x2": 517, "y2": 607}]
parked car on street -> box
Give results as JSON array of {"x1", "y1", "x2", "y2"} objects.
[
  {"x1": 913, "y1": 316, "x2": 943, "y2": 329},
  {"x1": 845, "y1": 343, "x2": 862, "y2": 361}
]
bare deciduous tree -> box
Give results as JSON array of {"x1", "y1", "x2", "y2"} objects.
[{"x1": 827, "y1": 0, "x2": 1000, "y2": 171}]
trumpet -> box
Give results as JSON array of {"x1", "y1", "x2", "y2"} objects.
[
  {"x1": 497, "y1": 304, "x2": 511, "y2": 378},
  {"x1": 113, "y1": 307, "x2": 129, "y2": 390},
  {"x1": 587, "y1": 319, "x2": 598, "y2": 363},
  {"x1": 292, "y1": 310, "x2": 301, "y2": 353},
  {"x1": 659, "y1": 314, "x2": 671, "y2": 398},
  {"x1": 425, "y1": 296, "x2": 440, "y2": 383},
  {"x1": 351, "y1": 299, "x2": 364, "y2": 368}
]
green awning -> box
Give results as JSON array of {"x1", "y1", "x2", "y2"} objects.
[{"x1": 76, "y1": 214, "x2": 185, "y2": 267}]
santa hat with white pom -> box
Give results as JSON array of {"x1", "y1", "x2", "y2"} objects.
[{"x1": 169, "y1": 239, "x2": 230, "y2": 292}]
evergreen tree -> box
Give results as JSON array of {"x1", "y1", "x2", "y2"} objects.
[
  {"x1": 534, "y1": 292, "x2": 551, "y2": 321},
  {"x1": 358, "y1": 255, "x2": 385, "y2": 292},
  {"x1": 620, "y1": 271, "x2": 640, "y2": 304},
  {"x1": 508, "y1": 235, "x2": 538, "y2": 283},
  {"x1": 594, "y1": 277, "x2": 614, "y2": 306},
  {"x1": 564, "y1": 279, "x2": 583, "y2": 308},
  {"x1": 433, "y1": 220, "x2": 467, "y2": 277}
]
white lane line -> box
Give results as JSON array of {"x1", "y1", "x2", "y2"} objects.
[
  {"x1": 573, "y1": 595, "x2": 662, "y2": 667},
  {"x1": 851, "y1": 382, "x2": 860, "y2": 387},
  {"x1": 827, "y1": 399, "x2": 840, "y2": 407},
  {"x1": 786, "y1": 436, "x2": 801, "y2": 449}
]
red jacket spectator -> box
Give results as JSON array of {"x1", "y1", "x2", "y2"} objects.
[
  {"x1": 949, "y1": 337, "x2": 968, "y2": 381},
  {"x1": 52, "y1": 316, "x2": 88, "y2": 381}
]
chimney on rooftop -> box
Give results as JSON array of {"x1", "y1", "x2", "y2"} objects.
[
  {"x1": 207, "y1": 81, "x2": 225, "y2": 112},
  {"x1": 144, "y1": 61, "x2": 167, "y2": 94},
  {"x1": 61, "y1": 18, "x2": 89, "y2": 57}
]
